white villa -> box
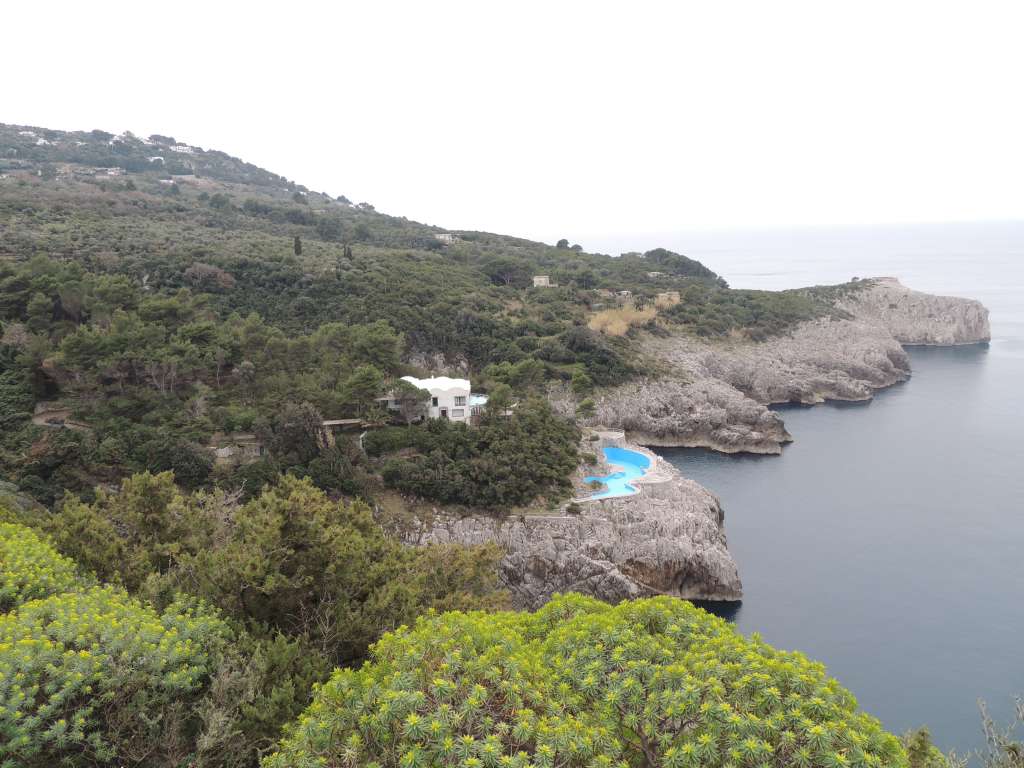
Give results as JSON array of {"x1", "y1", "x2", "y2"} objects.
[
  {"x1": 386, "y1": 375, "x2": 488, "y2": 423},
  {"x1": 533, "y1": 275, "x2": 552, "y2": 287}
]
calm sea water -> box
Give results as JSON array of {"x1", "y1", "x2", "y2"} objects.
[{"x1": 597, "y1": 222, "x2": 1024, "y2": 754}]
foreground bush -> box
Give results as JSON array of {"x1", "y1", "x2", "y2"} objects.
[
  {"x1": 0, "y1": 586, "x2": 229, "y2": 768},
  {"x1": 47, "y1": 472, "x2": 507, "y2": 667},
  {"x1": 265, "y1": 594, "x2": 908, "y2": 768},
  {"x1": 0, "y1": 521, "x2": 84, "y2": 612}
]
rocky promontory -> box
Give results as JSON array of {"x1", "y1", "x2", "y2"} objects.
[
  {"x1": 836, "y1": 277, "x2": 991, "y2": 346},
  {"x1": 589, "y1": 277, "x2": 989, "y2": 453},
  {"x1": 402, "y1": 432, "x2": 742, "y2": 609}
]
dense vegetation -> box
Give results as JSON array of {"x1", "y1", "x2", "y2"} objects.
[
  {"x1": 0, "y1": 121, "x2": 850, "y2": 510},
  {"x1": 266, "y1": 594, "x2": 910, "y2": 768},
  {"x1": 664, "y1": 282, "x2": 848, "y2": 341},
  {"x1": 372, "y1": 399, "x2": 579, "y2": 508},
  {"x1": 0, "y1": 475, "x2": 506, "y2": 767}
]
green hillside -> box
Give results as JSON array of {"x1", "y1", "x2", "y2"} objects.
[{"x1": 2, "y1": 122, "x2": 831, "y2": 505}]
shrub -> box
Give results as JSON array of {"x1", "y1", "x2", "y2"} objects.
[
  {"x1": 265, "y1": 594, "x2": 909, "y2": 768},
  {"x1": 0, "y1": 522, "x2": 84, "y2": 612},
  {"x1": 0, "y1": 586, "x2": 229, "y2": 767},
  {"x1": 379, "y1": 400, "x2": 579, "y2": 509}
]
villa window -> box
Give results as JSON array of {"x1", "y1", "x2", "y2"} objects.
[
  {"x1": 431, "y1": 397, "x2": 438, "y2": 407},
  {"x1": 454, "y1": 396, "x2": 467, "y2": 406},
  {"x1": 452, "y1": 408, "x2": 465, "y2": 417}
]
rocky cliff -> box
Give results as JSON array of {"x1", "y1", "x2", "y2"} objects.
[
  {"x1": 403, "y1": 435, "x2": 742, "y2": 609},
  {"x1": 836, "y1": 277, "x2": 991, "y2": 345},
  {"x1": 589, "y1": 277, "x2": 989, "y2": 453}
]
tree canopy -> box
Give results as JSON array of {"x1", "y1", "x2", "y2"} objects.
[{"x1": 265, "y1": 593, "x2": 911, "y2": 768}]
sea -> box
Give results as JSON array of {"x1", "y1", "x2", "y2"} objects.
[{"x1": 593, "y1": 221, "x2": 1024, "y2": 755}]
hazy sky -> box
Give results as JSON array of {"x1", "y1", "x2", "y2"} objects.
[{"x1": 5, "y1": 2, "x2": 1023, "y2": 245}]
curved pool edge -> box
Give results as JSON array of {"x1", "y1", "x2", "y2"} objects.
[{"x1": 578, "y1": 444, "x2": 659, "y2": 502}]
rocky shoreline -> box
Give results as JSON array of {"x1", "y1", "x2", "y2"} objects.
[
  {"x1": 403, "y1": 430, "x2": 743, "y2": 608},
  {"x1": 409, "y1": 278, "x2": 990, "y2": 608},
  {"x1": 589, "y1": 277, "x2": 990, "y2": 454}
]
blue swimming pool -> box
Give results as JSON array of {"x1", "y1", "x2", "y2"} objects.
[{"x1": 583, "y1": 446, "x2": 652, "y2": 499}]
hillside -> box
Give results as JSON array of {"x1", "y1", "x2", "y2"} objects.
[{"x1": 1, "y1": 121, "x2": 842, "y2": 505}]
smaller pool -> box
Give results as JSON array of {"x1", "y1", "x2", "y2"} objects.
[{"x1": 583, "y1": 446, "x2": 652, "y2": 499}]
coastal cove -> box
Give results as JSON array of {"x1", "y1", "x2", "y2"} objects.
[{"x1": 639, "y1": 222, "x2": 1024, "y2": 755}]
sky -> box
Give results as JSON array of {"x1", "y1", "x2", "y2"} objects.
[{"x1": 5, "y1": 1, "x2": 1024, "y2": 246}]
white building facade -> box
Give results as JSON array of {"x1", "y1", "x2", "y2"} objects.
[{"x1": 401, "y1": 375, "x2": 471, "y2": 422}]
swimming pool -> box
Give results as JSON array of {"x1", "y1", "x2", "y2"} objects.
[{"x1": 582, "y1": 446, "x2": 652, "y2": 499}]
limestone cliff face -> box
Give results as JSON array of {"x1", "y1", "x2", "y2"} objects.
[
  {"x1": 590, "y1": 278, "x2": 987, "y2": 453},
  {"x1": 837, "y1": 277, "x2": 991, "y2": 345},
  {"x1": 403, "y1": 436, "x2": 742, "y2": 608}
]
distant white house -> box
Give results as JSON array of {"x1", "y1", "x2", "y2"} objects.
[
  {"x1": 646, "y1": 271, "x2": 664, "y2": 278},
  {"x1": 36, "y1": 138, "x2": 52, "y2": 146},
  {"x1": 385, "y1": 375, "x2": 488, "y2": 423},
  {"x1": 169, "y1": 144, "x2": 195, "y2": 154},
  {"x1": 434, "y1": 232, "x2": 456, "y2": 244},
  {"x1": 18, "y1": 130, "x2": 37, "y2": 138},
  {"x1": 533, "y1": 275, "x2": 553, "y2": 288},
  {"x1": 148, "y1": 156, "x2": 165, "y2": 164}
]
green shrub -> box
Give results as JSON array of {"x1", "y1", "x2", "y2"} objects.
[
  {"x1": 0, "y1": 522, "x2": 84, "y2": 612},
  {"x1": 0, "y1": 586, "x2": 229, "y2": 767},
  {"x1": 378, "y1": 400, "x2": 579, "y2": 509},
  {"x1": 363, "y1": 425, "x2": 419, "y2": 457},
  {"x1": 665, "y1": 283, "x2": 838, "y2": 340},
  {"x1": 265, "y1": 594, "x2": 908, "y2": 768}
]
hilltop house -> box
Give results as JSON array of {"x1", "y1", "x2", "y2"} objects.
[
  {"x1": 382, "y1": 375, "x2": 488, "y2": 424},
  {"x1": 434, "y1": 232, "x2": 456, "y2": 244}
]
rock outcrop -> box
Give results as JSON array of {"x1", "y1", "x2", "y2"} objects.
[
  {"x1": 403, "y1": 436, "x2": 742, "y2": 609},
  {"x1": 590, "y1": 278, "x2": 988, "y2": 453},
  {"x1": 837, "y1": 277, "x2": 991, "y2": 345}
]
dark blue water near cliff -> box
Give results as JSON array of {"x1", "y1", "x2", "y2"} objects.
[{"x1": 629, "y1": 222, "x2": 1024, "y2": 755}]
